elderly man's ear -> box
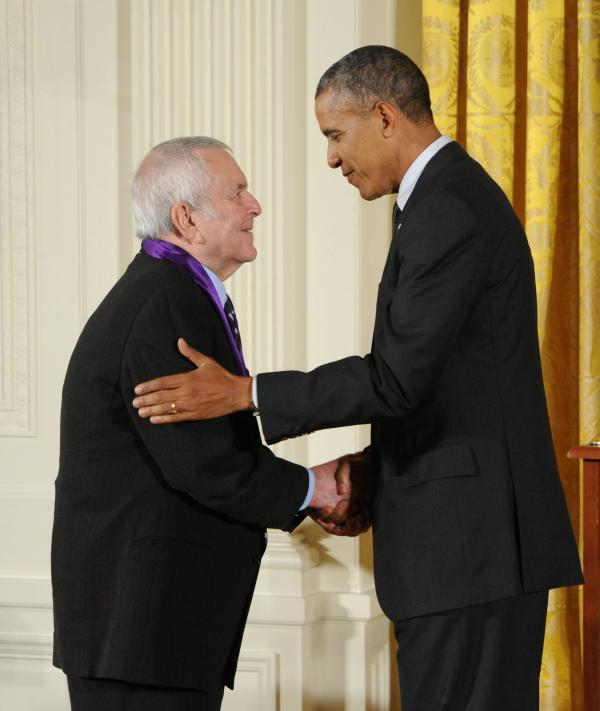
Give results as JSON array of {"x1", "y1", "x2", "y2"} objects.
[{"x1": 170, "y1": 202, "x2": 199, "y2": 241}]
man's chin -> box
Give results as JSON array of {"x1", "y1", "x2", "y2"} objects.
[
  {"x1": 357, "y1": 186, "x2": 381, "y2": 201},
  {"x1": 356, "y1": 181, "x2": 393, "y2": 201},
  {"x1": 238, "y1": 234, "x2": 257, "y2": 263}
]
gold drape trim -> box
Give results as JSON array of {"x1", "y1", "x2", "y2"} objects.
[
  {"x1": 457, "y1": 0, "x2": 469, "y2": 146},
  {"x1": 512, "y1": 0, "x2": 528, "y2": 221}
]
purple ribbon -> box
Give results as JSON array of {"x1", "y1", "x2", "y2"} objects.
[{"x1": 141, "y1": 239, "x2": 248, "y2": 375}]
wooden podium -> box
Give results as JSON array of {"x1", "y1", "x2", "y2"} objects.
[{"x1": 568, "y1": 443, "x2": 600, "y2": 711}]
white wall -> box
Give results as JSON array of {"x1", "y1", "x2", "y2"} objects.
[{"x1": 0, "y1": 1, "x2": 408, "y2": 708}]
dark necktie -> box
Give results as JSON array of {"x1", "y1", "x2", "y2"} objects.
[
  {"x1": 224, "y1": 296, "x2": 242, "y2": 352},
  {"x1": 392, "y1": 203, "x2": 402, "y2": 234}
]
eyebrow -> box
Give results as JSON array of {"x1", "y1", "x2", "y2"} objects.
[{"x1": 228, "y1": 181, "x2": 247, "y2": 192}]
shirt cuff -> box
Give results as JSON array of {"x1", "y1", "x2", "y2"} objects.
[
  {"x1": 299, "y1": 468, "x2": 315, "y2": 511},
  {"x1": 252, "y1": 377, "x2": 259, "y2": 411}
]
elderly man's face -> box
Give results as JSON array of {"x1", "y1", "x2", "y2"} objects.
[
  {"x1": 315, "y1": 91, "x2": 398, "y2": 200},
  {"x1": 193, "y1": 150, "x2": 261, "y2": 274}
]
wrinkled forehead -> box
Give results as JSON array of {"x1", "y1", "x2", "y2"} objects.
[{"x1": 197, "y1": 148, "x2": 248, "y2": 191}]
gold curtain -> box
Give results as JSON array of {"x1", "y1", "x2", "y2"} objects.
[{"x1": 422, "y1": 0, "x2": 600, "y2": 708}]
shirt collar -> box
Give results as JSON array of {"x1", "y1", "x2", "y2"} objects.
[
  {"x1": 202, "y1": 264, "x2": 227, "y2": 308},
  {"x1": 397, "y1": 134, "x2": 454, "y2": 211}
]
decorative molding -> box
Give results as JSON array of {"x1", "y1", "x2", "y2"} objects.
[
  {"x1": 367, "y1": 636, "x2": 391, "y2": 710},
  {"x1": 0, "y1": 0, "x2": 34, "y2": 436},
  {"x1": 0, "y1": 633, "x2": 52, "y2": 661},
  {"x1": 261, "y1": 529, "x2": 320, "y2": 571},
  {"x1": 223, "y1": 651, "x2": 278, "y2": 711},
  {"x1": 248, "y1": 587, "x2": 384, "y2": 626},
  {"x1": 0, "y1": 574, "x2": 384, "y2": 624},
  {"x1": 74, "y1": 0, "x2": 87, "y2": 327}
]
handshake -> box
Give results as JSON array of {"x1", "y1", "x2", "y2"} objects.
[{"x1": 308, "y1": 452, "x2": 374, "y2": 536}]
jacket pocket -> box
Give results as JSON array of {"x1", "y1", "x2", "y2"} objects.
[{"x1": 398, "y1": 441, "x2": 478, "y2": 489}]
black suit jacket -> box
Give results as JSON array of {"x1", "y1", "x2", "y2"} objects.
[
  {"x1": 257, "y1": 142, "x2": 583, "y2": 620},
  {"x1": 51, "y1": 253, "x2": 308, "y2": 690}
]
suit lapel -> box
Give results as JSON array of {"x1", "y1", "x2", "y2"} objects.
[
  {"x1": 378, "y1": 143, "x2": 469, "y2": 296},
  {"x1": 401, "y1": 141, "x2": 469, "y2": 219}
]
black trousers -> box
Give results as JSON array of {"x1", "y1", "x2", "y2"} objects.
[
  {"x1": 66, "y1": 675, "x2": 225, "y2": 711},
  {"x1": 394, "y1": 590, "x2": 549, "y2": 711}
]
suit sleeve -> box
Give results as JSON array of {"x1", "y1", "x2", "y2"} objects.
[
  {"x1": 121, "y1": 286, "x2": 309, "y2": 529},
  {"x1": 258, "y1": 193, "x2": 490, "y2": 444}
]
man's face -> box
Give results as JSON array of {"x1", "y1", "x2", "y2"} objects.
[
  {"x1": 315, "y1": 91, "x2": 398, "y2": 200},
  {"x1": 192, "y1": 149, "x2": 261, "y2": 275}
]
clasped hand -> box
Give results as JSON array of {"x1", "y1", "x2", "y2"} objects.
[{"x1": 309, "y1": 452, "x2": 373, "y2": 537}]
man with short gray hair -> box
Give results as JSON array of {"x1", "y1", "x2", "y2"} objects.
[{"x1": 51, "y1": 137, "x2": 348, "y2": 710}]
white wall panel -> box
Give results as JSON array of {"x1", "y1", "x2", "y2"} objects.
[
  {"x1": 222, "y1": 651, "x2": 278, "y2": 711},
  {"x1": 0, "y1": 0, "x2": 34, "y2": 436},
  {"x1": 0, "y1": 0, "x2": 125, "y2": 707},
  {"x1": 1, "y1": 1, "x2": 406, "y2": 708},
  {"x1": 0, "y1": 659, "x2": 69, "y2": 711}
]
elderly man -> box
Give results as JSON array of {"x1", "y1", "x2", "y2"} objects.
[
  {"x1": 133, "y1": 49, "x2": 583, "y2": 710},
  {"x1": 51, "y1": 137, "x2": 348, "y2": 711}
]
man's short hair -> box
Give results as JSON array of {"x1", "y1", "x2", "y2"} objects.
[
  {"x1": 131, "y1": 136, "x2": 231, "y2": 240},
  {"x1": 315, "y1": 45, "x2": 433, "y2": 124}
]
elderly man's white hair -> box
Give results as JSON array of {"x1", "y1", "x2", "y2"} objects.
[{"x1": 131, "y1": 136, "x2": 231, "y2": 240}]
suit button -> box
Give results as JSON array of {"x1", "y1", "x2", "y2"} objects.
[{"x1": 252, "y1": 555, "x2": 261, "y2": 565}]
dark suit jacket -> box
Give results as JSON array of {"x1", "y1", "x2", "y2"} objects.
[
  {"x1": 51, "y1": 253, "x2": 308, "y2": 690},
  {"x1": 257, "y1": 142, "x2": 583, "y2": 621}
]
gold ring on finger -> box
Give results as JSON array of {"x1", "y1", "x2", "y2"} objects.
[{"x1": 169, "y1": 402, "x2": 178, "y2": 415}]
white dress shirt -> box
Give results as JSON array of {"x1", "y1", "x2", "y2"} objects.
[{"x1": 397, "y1": 134, "x2": 453, "y2": 210}]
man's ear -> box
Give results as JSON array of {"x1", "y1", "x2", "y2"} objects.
[
  {"x1": 374, "y1": 100, "x2": 398, "y2": 138},
  {"x1": 170, "y1": 202, "x2": 196, "y2": 237}
]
